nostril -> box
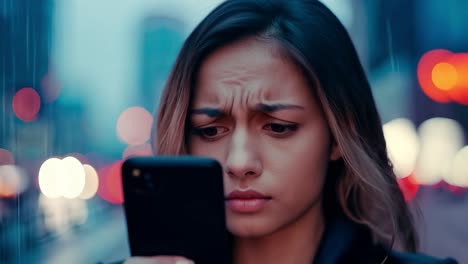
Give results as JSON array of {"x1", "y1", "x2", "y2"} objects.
[{"x1": 245, "y1": 171, "x2": 256, "y2": 176}]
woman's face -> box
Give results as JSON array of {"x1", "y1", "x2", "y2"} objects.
[{"x1": 188, "y1": 38, "x2": 340, "y2": 238}]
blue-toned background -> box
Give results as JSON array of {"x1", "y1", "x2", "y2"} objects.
[{"x1": 1, "y1": 0, "x2": 468, "y2": 263}]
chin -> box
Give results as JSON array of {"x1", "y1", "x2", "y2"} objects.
[{"x1": 226, "y1": 216, "x2": 276, "y2": 238}]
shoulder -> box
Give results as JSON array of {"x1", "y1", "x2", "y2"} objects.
[{"x1": 389, "y1": 251, "x2": 458, "y2": 264}]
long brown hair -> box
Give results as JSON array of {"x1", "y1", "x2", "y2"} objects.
[{"x1": 152, "y1": 0, "x2": 417, "y2": 252}]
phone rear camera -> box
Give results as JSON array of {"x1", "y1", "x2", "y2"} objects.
[{"x1": 132, "y1": 169, "x2": 141, "y2": 177}]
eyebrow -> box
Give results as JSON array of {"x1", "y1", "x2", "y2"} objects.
[{"x1": 190, "y1": 103, "x2": 304, "y2": 117}]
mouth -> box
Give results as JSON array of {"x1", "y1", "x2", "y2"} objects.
[{"x1": 225, "y1": 190, "x2": 272, "y2": 213}]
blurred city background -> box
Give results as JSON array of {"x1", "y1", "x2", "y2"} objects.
[{"x1": 1, "y1": 0, "x2": 468, "y2": 263}]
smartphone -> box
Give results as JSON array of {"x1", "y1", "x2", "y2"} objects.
[{"x1": 122, "y1": 156, "x2": 233, "y2": 264}]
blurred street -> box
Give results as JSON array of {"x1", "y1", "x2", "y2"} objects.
[
  {"x1": 2, "y1": 0, "x2": 468, "y2": 263},
  {"x1": 17, "y1": 206, "x2": 129, "y2": 264}
]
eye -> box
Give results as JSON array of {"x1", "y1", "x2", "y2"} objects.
[
  {"x1": 263, "y1": 123, "x2": 299, "y2": 136},
  {"x1": 192, "y1": 126, "x2": 229, "y2": 140}
]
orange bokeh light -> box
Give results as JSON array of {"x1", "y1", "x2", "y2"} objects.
[
  {"x1": 116, "y1": 107, "x2": 154, "y2": 146},
  {"x1": 418, "y1": 49, "x2": 453, "y2": 103},
  {"x1": 12, "y1": 87, "x2": 41, "y2": 122},
  {"x1": 418, "y1": 50, "x2": 468, "y2": 105},
  {"x1": 446, "y1": 53, "x2": 468, "y2": 105},
  {"x1": 97, "y1": 161, "x2": 124, "y2": 204},
  {"x1": 431, "y1": 62, "x2": 458, "y2": 91}
]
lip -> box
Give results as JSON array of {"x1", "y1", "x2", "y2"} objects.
[
  {"x1": 225, "y1": 190, "x2": 272, "y2": 213},
  {"x1": 226, "y1": 190, "x2": 270, "y2": 200}
]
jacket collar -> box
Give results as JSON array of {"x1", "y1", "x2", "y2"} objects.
[{"x1": 313, "y1": 217, "x2": 388, "y2": 264}]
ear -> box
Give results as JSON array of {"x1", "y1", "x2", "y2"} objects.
[{"x1": 329, "y1": 140, "x2": 341, "y2": 161}]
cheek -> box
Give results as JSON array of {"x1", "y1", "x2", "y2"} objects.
[
  {"x1": 266, "y1": 127, "x2": 331, "y2": 169},
  {"x1": 264, "y1": 128, "x2": 331, "y2": 195}
]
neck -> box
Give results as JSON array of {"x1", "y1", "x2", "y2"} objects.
[{"x1": 233, "y1": 204, "x2": 325, "y2": 264}]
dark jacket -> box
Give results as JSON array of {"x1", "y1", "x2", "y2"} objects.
[
  {"x1": 314, "y1": 217, "x2": 458, "y2": 264},
  {"x1": 107, "y1": 218, "x2": 458, "y2": 264}
]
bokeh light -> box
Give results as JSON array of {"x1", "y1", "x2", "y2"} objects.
[
  {"x1": 116, "y1": 106, "x2": 153, "y2": 146},
  {"x1": 61, "y1": 157, "x2": 86, "y2": 199},
  {"x1": 79, "y1": 164, "x2": 99, "y2": 199},
  {"x1": 415, "y1": 118, "x2": 465, "y2": 185},
  {"x1": 12, "y1": 87, "x2": 41, "y2": 122},
  {"x1": 447, "y1": 53, "x2": 468, "y2": 105},
  {"x1": 38, "y1": 158, "x2": 63, "y2": 198},
  {"x1": 417, "y1": 49, "x2": 453, "y2": 103},
  {"x1": 0, "y1": 165, "x2": 28, "y2": 198},
  {"x1": 0, "y1": 148, "x2": 15, "y2": 165},
  {"x1": 97, "y1": 161, "x2": 124, "y2": 204},
  {"x1": 122, "y1": 143, "x2": 153, "y2": 160},
  {"x1": 38, "y1": 157, "x2": 86, "y2": 199},
  {"x1": 383, "y1": 118, "x2": 420, "y2": 178},
  {"x1": 397, "y1": 174, "x2": 419, "y2": 201},
  {"x1": 431, "y1": 62, "x2": 458, "y2": 91},
  {"x1": 418, "y1": 50, "x2": 468, "y2": 105},
  {"x1": 446, "y1": 146, "x2": 468, "y2": 187}
]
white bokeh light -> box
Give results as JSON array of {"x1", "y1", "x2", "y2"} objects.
[
  {"x1": 446, "y1": 146, "x2": 468, "y2": 187},
  {"x1": 39, "y1": 158, "x2": 63, "y2": 198},
  {"x1": 79, "y1": 164, "x2": 99, "y2": 199},
  {"x1": 61, "y1": 156, "x2": 86, "y2": 199},
  {"x1": 116, "y1": 107, "x2": 154, "y2": 146},
  {"x1": 38, "y1": 157, "x2": 86, "y2": 199},
  {"x1": 0, "y1": 165, "x2": 28, "y2": 197},
  {"x1": 415, "y1": 118, "x2": 465, "y2": 185},
  {"x1": 383, "y1": 118, "x2": 420, "y2": 178}
]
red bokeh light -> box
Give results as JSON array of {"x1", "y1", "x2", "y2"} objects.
[
  {"x1": 97, "y1": 161, "x2": 124, "y2": 204},
  {"x1": 417, "y1": 49, "x2": 453, "y2": 103},
  {"x1": 12, "y1": 87, "x2": 41, "y2": 122},
  {"x1": 116, "y1": 107, "x2": 154, "y2": 146},
  {"x1": 397, "y1": 174, "x2": 419, "y2": 202},
  {"x1": 0, "y1": 148, "x2": 15, "y2": 165},
  {"x1": 418, "y1": 50, "x2": 468, "y2": 105}
]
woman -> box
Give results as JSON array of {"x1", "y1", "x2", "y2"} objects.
[{"x1": 124, "y1": 0, "x2": 457, "y2": 263}]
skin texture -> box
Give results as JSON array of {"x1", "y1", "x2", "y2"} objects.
[{"x1": 188, "y1": 37, "x2": 340, "y2": 264}]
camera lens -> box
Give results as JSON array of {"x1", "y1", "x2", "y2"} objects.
[{"x1": 132, "y1": 169, "x2": 141, "y2": 177}]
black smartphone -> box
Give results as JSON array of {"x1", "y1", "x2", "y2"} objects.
[{"x1": 122, "y1": 156, "x2": 233, "y2": 264}]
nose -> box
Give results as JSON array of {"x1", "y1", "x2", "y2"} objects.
[{"x1": 224, "y1": 128, "x2": 263, "y2": 180}]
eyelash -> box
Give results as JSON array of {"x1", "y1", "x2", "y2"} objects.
[{"x1": 191, "y1": 123, "x2": 299, "y2": 140}]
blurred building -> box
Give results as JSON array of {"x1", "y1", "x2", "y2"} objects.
[
  {"x1": 138, "y1": 15, "x2": 185, "y2": 113},
  {"x1": 1, "y1": 0, "x2": 468, "y2": 263},
  {"x1": 1, "y1": 0, "x2": 53, "y2": 262}
]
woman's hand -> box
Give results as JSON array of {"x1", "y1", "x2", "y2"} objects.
[{"x1": 123, "y1": 256, "x2": 194, "y2": 264}]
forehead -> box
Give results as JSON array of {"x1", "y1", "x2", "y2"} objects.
[{"x1": 195, "y1": 38, "x2": 313, "y2": 104}]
